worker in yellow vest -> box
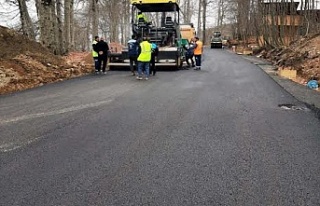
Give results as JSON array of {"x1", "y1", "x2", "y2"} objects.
[
  {"x1": 193, "y1": 36, "x2": 203, "y2": 70},
  {"x1": 137, "y1": 11, "x2": 148, "y2": 23},
  {"x1": 92, "y1": 36, "x2": 100, "y2": 73},
  {"x1": 137, "y1": 37, "x2": 152, "y2": 80}
]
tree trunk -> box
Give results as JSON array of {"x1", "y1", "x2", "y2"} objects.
[
  {"x1": 91, "y1": 0, "x2": 99, "y2": 38},
  {"x1": 64, "y1": 0, "x2": 71, "y2": 52},
  {"x1": 36, "y1": 0, "x2": 59, "y2": 54},
  {"x1": 186, "y1": 0, "x2": 192, "y2": 23},
  {"x1": 202, "y1": 0, "x2": 207, "y2": 44},
  {"x1": 120, "y1": 0, "x2": 130, "y2": 44},
  {"x1": 17, "y1": 0, "x2": 36, "y2": 40},
  {"x1": 109, "y1": 0, "x2": 119, "y2": 42},
  {"x1": 197, "y1": 0, "x2": 201, "y2": 38},
  {"x1": 52, "y1": 1, "x2": 61, "y2": 54},
  {"x1": 182, "y1": 0, "x2": 192, "y2": 23},
  {"x1": 236, "y1": 0, "x2": 250, "y2": 41},
  {"x1": 70, "y1": 0, "x2": 75, "y2": 50},
  {"x1": 56, "y1": 0, "x2": 65, "y2": 54},
  {"x1": 217, "y1": 0, "x2": 222, "y2": 28}
]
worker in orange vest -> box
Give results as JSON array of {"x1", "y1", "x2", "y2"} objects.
[{"x1": 193, "y1": 37, "x2": 203, "y2": 70}]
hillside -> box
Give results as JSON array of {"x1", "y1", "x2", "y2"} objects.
[
  {"x1": 0, "y1": 26, "x2": 93, "y2": 95},
  {"x1": 261, "y1": 34, "x2": 320, "y2": 84}
]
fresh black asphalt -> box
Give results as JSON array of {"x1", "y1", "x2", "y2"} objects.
[{"x1": 1, "y1": 48, "x2": 320, "y2": 205}]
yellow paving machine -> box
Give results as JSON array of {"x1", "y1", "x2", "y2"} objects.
[{"x1": 108, "y1": 0, "x2": 185, "y2": 69}]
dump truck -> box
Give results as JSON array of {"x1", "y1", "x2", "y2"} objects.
[
  {"x1": 210, "y1": 31, "x2": 223, "y2": 49},
  {"x1": 180, "y1": 23, "x2": 196, "y2": 42},
  {"x1": 108, "y1": 0, "x2": 185, "y2": 69}
]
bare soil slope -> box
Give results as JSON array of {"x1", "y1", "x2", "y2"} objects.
[
  {"x1": 0, "y1": 26, "x2": 93, "y2": 95},
  {"x1": 262, "y1": 34, "x2": 320, "y2": 83}
]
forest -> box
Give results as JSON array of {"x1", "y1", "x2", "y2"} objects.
[{"x1": 1, "y1": 0, "x2": 319, "y2": 55}]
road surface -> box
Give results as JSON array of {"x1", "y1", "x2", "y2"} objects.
[{"x1": 1, "y1": 49, "x2": 320, "y2": 205}]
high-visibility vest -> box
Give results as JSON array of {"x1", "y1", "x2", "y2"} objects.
[
  {"x1": 92, "y1": 40, "x2": 98, "y2": 57},
  {"x1": 137, "y1": 13, "x2": 148, "y2": 22},
  {"x1": 194, "y1": 40, "x2": 203, "y2": 55},
  {"x1": 137, "y1": 41, "x2": 152, "y2": 62}
]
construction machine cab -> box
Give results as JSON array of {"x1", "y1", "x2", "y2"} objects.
[
  {"x1": 130, "y1": 0, "x2": 183, "y2": 68},
  {"x1": 165, "y1": 16, "x2": 174, "y2": 28},
  {"x1": 107, "y1": 0, "x2": 184, "y2": 69},
  {"x1": 131, "y1": 0, "x2": 180, "y2": 44}
]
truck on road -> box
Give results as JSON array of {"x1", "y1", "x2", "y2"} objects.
[{"x1": 210, "y1": 31, "x2": 223, "y2": 49}]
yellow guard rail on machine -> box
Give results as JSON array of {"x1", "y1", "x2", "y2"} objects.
[{"x1": 130, "y1": 0, "x2": 179, "y2": 12}]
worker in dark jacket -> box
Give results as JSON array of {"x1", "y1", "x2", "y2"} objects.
[
  {"x1": 128, "y1": 35, "x2": 139, "y2": 76},
  {"x1": 183, "y1": 41, "x2": 195, "y2": 68},
  {"x1": 95, "y1": 37, "x2": 109, "y2": 74},
  {"x1": 150, "y1": 42, "x2": 159, "y2": 76}
]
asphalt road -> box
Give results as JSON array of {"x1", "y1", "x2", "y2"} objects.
[{"x1": 1, "y1": 49, "x2": 320, "y2": 206}]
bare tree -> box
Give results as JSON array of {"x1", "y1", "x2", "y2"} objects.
[
  {"x1": 202, "y1": 0, "x2": 207, "y2": 43},
  {"x1": 91, "y1": 0, "x2": 98, "y2": 38},
  {"x1": 36, "y1": 0, "x2": 60, "y2": 54},
  {"x1": 301, "y1": 0, "x2": 320, "y2": 35},
  {"x1": 64, "y1": 0, "x2": 74, "y2": 52},
  {"x1": 180, "y1": 0, "x2": 194, "y2": 23},
  {"x1": 197, "y1": 0, "x2": 202, "y2": 38},
  {"x1": 56, "y1": 0, "x2": 65, "y2": 54},
  {"x1": 8, "y1": 0, "x2": 320, "y2": 55},
  {"x1": 120, "y1": 0, "x2": 131, "y2": 44},
  {"x1": 17, "y1": 0, "x2": 36, "y2": 40}
]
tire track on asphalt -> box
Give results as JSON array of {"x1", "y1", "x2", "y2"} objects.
[
  {"x1": 0, "y1": 99, "x2": 114, "y2": 153},
  {"x1": 0, "y1": 78, "x2": 143, "y2": 153},
  {"x1": 0, "y1": 99, "x2": 114, "y2": 125}
]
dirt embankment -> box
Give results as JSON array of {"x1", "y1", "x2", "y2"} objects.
[
  {"x1": 0, "y1": 26, "x2": 93, "y2": 95},
  {"x1": 260, "y1": 34, "x2": 320, "y2": 84}
]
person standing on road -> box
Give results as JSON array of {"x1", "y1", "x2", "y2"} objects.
[
  {"x1": 183, "y1": 40, "x2": 195, "y2": 68},
  {"x1": 150, "y1": 42, "x2": 159, "y2": 76},
  {"x1": 128, "y1": 35, "x2": 139, "y2": 76},
  {"x1": 137, "y1": 37, "x2": 152, "y2": 80},
  {"x1": 95, "y1": 37, "x2": 109, "y2": 74},
  {"x1": 193, "y1": 36, "x2": 203, "y2": 70},
  {"x1": 92, "y1": 36, "x2": 100, "y2": 73}
]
